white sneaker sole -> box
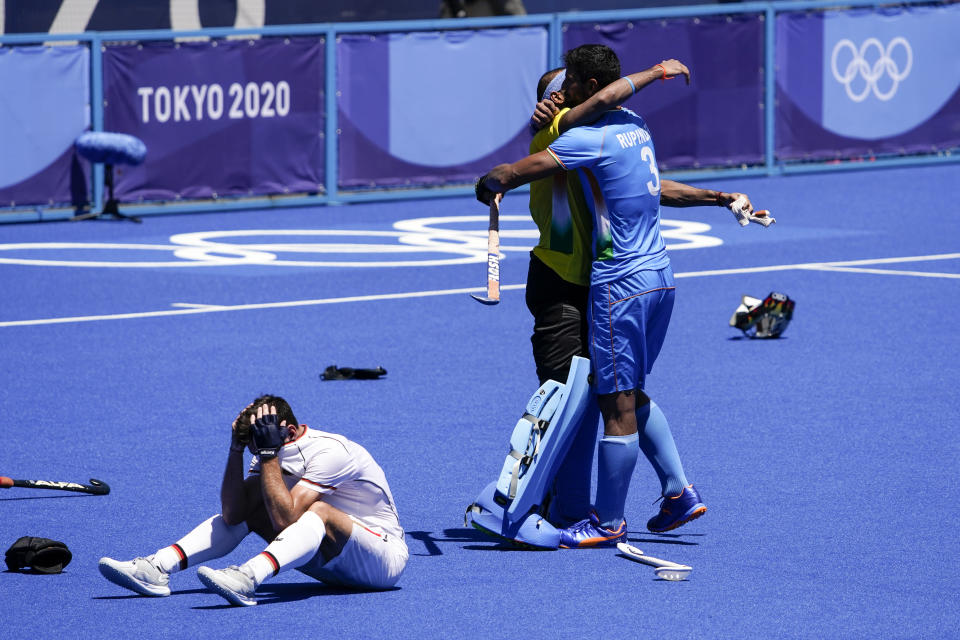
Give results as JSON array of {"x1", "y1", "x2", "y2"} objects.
[
  {"x1": 98, "y1": 558, "x2": 170, "y2": 597},
  {"x1": 197, "y1": 567, "x2": 257, "y2": 606}
]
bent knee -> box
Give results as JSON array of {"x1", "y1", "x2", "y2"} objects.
[
  {"x1": 307, "y1": 501, "x2": 333, "y2": 518},
  {"x1": 307, "y1": 501, "x2": 349, "y2": 526}
]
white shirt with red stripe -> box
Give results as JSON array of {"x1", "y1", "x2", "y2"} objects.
[{"x1": 249, "y1": 426, "x2": 403, "y2": 539}]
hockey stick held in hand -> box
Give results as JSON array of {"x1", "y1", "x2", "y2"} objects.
[{"x1": 471, "y1": 194, "x2": 501, "y2": 305}]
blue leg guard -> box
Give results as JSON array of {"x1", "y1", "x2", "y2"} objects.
[{"x1": 466, "y1": 356, "x2": 592, "y2": 549}]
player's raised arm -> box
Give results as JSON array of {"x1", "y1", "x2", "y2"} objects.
[
  {"x1": 221, "y1": 406, "x2": 254, "y2": 525},
  {"x1": 555, "y1": 59, "x2": 691, "y2": 134},
  {"x1": 250, "y1": 405, "x2": 322, "y2": 531}
]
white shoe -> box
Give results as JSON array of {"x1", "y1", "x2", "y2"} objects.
[
  {"x1": 197, "y1": 565, "x2": 258, "y2": 606},
  {"x1": 98, "y1": 556, "x2": 171, "y2": 597}
]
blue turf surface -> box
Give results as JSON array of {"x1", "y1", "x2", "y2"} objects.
[{"x1": 2, "y1": 164, "x2": 958, "y2": 639}]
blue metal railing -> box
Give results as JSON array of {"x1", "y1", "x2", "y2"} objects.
[{"x1": 1, "y1": 0, "x2": 956, "y2": 221}]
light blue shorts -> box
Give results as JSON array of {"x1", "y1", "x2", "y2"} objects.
[{"x1": 588, "y1": 265, "x2": 675, "y2": 395}]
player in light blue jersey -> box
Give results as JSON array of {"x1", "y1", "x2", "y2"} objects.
[
  {"x1": 547, "y1": 107, "x2": 670, "y2": 283},
  {"x1": 476, "y1": 44, "x2": 773, "y2": 547}
]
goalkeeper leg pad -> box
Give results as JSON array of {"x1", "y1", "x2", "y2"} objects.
[
  {"x1": 466, "y1": 481, "x2": 560, "y2": 549},
  {"x1": 466, "y1": 356, "x2": 592, "y2": 549}
]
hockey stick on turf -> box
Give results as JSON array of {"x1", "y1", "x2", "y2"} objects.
[
  {"x1": 0, "y1": 476, "x2": 110, "y2": 495},
  {"x1": 470, "y1": 194, "x2": 501, "y2": 305},
  {"x1": 617, "y1": 542, "x2": 692, "y2": 581}
]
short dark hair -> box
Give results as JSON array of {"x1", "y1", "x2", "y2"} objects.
[
  {"x1": 238, "y1": 394, "x2": 299, "y2": 428},
  {"x1": 563, "y1": 44, "x2": 621, "y2": 91},
  {"x1": 537, "y1": 67, "x2": 564, "y2": 100}
]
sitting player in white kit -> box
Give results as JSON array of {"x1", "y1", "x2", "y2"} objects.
[{"x1": 99, "y1": 395, "x2": 407, "y2": 606}]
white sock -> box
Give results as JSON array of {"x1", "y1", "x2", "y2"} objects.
[
  {"x1": 153, "y1": 515, "x2": 249, "y2": 574},
  {"x1": 242, "y1": 511, "x2": 326, "y2": 586}
]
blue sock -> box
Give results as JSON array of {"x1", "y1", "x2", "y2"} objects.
[
  {"x1": 594, "y1": 432, "x2": 639, "y2": 529},
  {"x1": 637, "y1": 401, "x2": 688, "y2": 498}
]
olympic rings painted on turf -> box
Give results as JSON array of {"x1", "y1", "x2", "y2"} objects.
[
  {"x1": 168, "y1": 229, "x2": 486, "y2": 267},
  {"x1": 0, "y1": 215, "x2": 721, "y2": 267},
  {"x1": 830, "y1": 37, "x2": 913, "y2": 103}
]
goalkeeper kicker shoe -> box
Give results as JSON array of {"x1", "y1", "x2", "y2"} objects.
[
  {"x1": 98, "y1": 555, "x2": 170, "y2": 597},
  {"x1": 646, "y1": 485, "x2": 707, "y2": 533},
  {"x1": 559, "y1": 511, "x2": 627, "y2": 548},
  {"x1": 197, "y1": 565, "x2": 258, "y2": 607}
]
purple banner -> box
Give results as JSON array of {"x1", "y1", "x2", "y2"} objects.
[
  {"x1": 337, "y1": 27, "x2": 547, "y2": 189},
  {"x1": 103, "y1": 37, "x2": 324, "y2": 202},
  {"x1": 564, "y1": 16, "x2": 765, "y2": 170},
  {"x1": 0, "y1": 45, "x2": 89, "y2": 208},
  {"x1": 776, "y1": 5, "x2": 960, "y2": 161}
]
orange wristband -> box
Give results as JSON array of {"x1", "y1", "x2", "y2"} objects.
[{"x1": 656, "y1": 64, "x2": 667, "y2": 81}]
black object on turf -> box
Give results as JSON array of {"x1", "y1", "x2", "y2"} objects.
[
  {"x1": 320, "y1": 365, "x2": 387, "y2": 381},
  {"x1": 5, "y1": 537, "x2": 72, "y2": 574}
]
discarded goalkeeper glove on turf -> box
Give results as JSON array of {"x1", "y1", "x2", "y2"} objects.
[
  {"x1": 730, "y1": 292, "x2": 795, "y2": 338},
  {"x1": 5, "y1": 536, "x2": 72, "y2": 574},
  {"x1": 321, "y1": 365, "x2": 387, "y2": 381}
]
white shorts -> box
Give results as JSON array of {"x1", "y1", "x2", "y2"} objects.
[{"x1": 298, "y1": 517, "x2": 408, "y2": 590}]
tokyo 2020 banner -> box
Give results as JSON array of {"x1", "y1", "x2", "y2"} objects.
[
  {"x1": 337, "y1": 27, "x2": 547, "y2": 189},
  {"x1": 776, "y1": 4, "x2": 960, "y2": 161},
  {"x1": 103, "y1": 37, "x2": 324, "y2": 201},
  {"x1": 563, "y1": 16, "x2": 766, "y2": 170}
]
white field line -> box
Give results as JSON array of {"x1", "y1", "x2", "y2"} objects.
[
  {"x1": 170, "y1": 303, "x2": 233, "y2": 309},
  {"x1": 797, "y1": 266, "x2": 960, "y2": 279},
  {"x1": 2, "y1": 253, "x2": 957, "y2": 328},
  {"x1": 0, "y1": 285, "x2": 528, "y2": 327},
  {"x1": 672, "y1": 253, "x2": 960, "y2": 279}
]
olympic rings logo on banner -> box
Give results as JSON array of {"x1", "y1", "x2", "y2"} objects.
[{"x1": 830, "y1": 37, "x2": 913, "y2": 102}]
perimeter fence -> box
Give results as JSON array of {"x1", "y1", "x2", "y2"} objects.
[{"x1": 1, "y1": 0, "x2": 957, "y2": 221}]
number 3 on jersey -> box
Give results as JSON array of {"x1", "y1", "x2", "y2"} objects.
[{"x1": 641, "y1": 146, "x2": 660, "y2": 196}]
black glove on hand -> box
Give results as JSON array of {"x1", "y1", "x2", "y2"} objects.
[
  {"x1": 251, "y1": 414, "x2": 286, "y2": 460},
  {"x1": 475, "y1": 175, "x2": 495, "y2": 205}
]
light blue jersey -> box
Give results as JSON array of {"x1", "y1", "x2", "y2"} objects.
[{"x1": 546, "y1": 108, "x2": 669, "y2": 285}]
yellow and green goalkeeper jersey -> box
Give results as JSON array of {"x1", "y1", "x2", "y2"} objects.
[{"x1": 528, "y1": 108, "x2": 593, "y2": 287}]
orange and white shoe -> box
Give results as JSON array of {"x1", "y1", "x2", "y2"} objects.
[
  {"x1": 559, "y1": 511, "x2": 627, "y2": 548},
  {"x1": 646, "y1": 485, "x2": 707, "y2": 533}
]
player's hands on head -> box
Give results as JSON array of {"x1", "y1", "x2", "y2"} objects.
[
  {"x1": 250, "y1": 405, "x2": 288, "y2": 461},
  {"x1": 530, "y1": 98, "x2": 559, "y2": 131},
  {"x1": 230, "y1": 403, "x2": 253, "y2": 452},
  {"x1": 657, "y1": 59, "x2": 691, "y2": 85}
]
